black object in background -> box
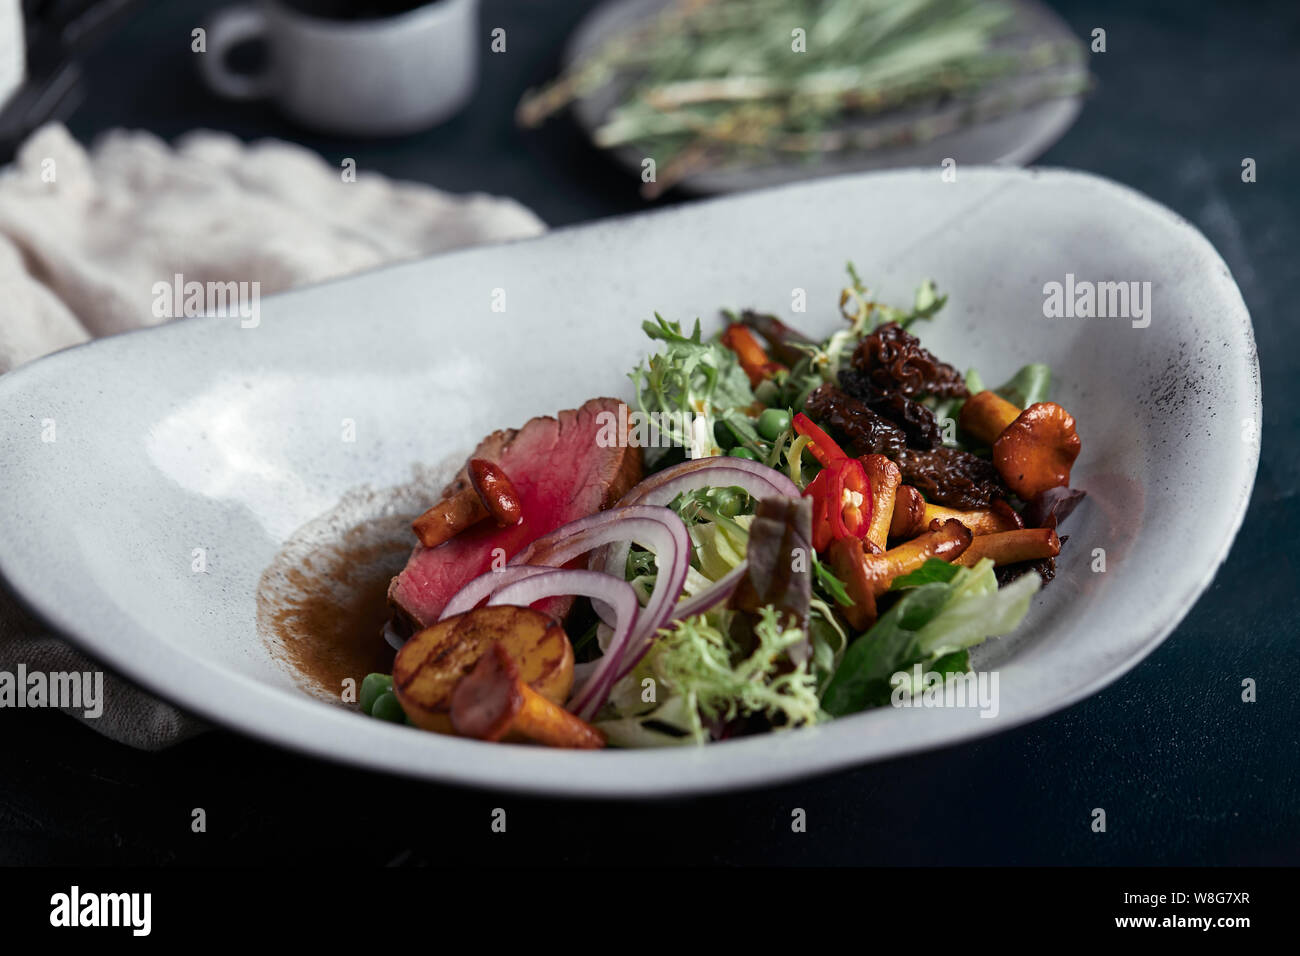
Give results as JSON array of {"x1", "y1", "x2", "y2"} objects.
[
  {"x1": 0, "y1": 0, "x2": 147, "y2": 161},
  {"x1": 278, "y1": 0, "x2": 441, "y2": 20}
]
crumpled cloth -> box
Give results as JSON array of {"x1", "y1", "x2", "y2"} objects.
[{"x1": 0, "y1": 123, "x2": 547, "y2": 749}]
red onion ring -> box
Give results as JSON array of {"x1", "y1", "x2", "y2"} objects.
[
  {"x1": 508, "y1": 510, "x2": 690, "y2": 700},
  {"x1": 487, "y1": 569, "x2": 641, "y2": 720},
  {"x1": 668, "y1": 561, "x2": 749, "y2": 623},
  {"x1": 437, "y1": 508, "x2": 688, "y2": 714},
  {"x1": 382, "y1": 618, "x2": 408, "y2": 652},
  {"x1": 619, "y1": 456, "x2": 799, "y2": 505},
  {"x1": 438, "y1": 564, "x2": 558, "y2": 621},
  {"x1": 431, "y1": 463, "x2": 794, "y2": 716},
  {"x1": 612, "y1": 560, "x2": 752, "y2": 679},
  {"x1": 596, "y1": 457, "x2": 799, "y2": 581}
]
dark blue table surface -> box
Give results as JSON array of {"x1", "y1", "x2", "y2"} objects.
[{"x1": 3, "y1": 0, "x2": 1296, "y2": 865}]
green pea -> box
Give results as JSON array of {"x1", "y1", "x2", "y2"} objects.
[
  {"x1": 360, "y1": 672, "x2": 393, "y2": 715},
  {"x1": 713, "y1": 488, "x2": 744, "y2": 518},
  {"x1": 727, "y1": 446, "x2": 759, "y2": 461},
  {"x1": 757, "y1": 408, "x2": 792, "y2": 441},
  {"x1": 370, "y1": 691, "x2": 406, "y2": 723}
]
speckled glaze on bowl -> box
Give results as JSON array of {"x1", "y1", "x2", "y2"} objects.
[{"x1": 0, "y1": 168, "x2": 1259, "y2": 797}]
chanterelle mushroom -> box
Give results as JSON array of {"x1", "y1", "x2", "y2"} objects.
[
  {"x1": 959, "y1": 391, "x2": 1081, "y2": 500},
  {"x1": 958, "y1": 390, "x2": 1021, "y2": 445},
  {"x1": 993, "y1": 403, "x2": 1080, "y2": 500}
]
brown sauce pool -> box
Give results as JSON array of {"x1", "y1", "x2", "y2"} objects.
[{"x1": 257, "y1": 474, "x2": 445, "y2": 702}]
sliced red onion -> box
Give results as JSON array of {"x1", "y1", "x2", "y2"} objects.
[
  {"x1": 507, "y1": 504, "x2": 678, "y2": 565},
  {"x1": 438, "y1": 564, "x2": 558, "y2": 621},
  {"x1": 487, "y1": 569, "x2": 640, "y2": 720},
  {"x1": 611, "y1": 560, "x2": 752, "y2": 680},
  {"x1": 382, "y1": 618, "x2": 408, "y2": 652},
  {"x1": 619, "y1": 456, "x2": 799, "y2": 505},
  {"x1": 596, "y1": 457, "x2": 799, "y2": 581},
  {"x1": 668, "y1": 560, "x2": 749, "y2": 623},
  {"x1": 573, "y1": 658, "x2": 601, "y2": 687},
  {"x1": 429, "y1": 483, "x2": 765, "y2": 716},
  {"x1": 507, "y1": 507, "x2": 690, "y2": 709}
]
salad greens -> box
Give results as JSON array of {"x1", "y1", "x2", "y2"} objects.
[
  {"x1": 989, "y1": 363, "x2": 1052, "y2": 408},
  {"x1": 600, "y1": 607, "x2": 824, "y2": 747},
  {"x1": 947, "y1": 363, "x2": 1053, "y2": 432},
  {"x1": 630, "y1": 315, "x2": 758, "y2": 466},
  {"x1": 599, "y1": 267, "x2": 1059, "y2": 745},
  {"x1": 822, "y1": 558, "x2": 1038, "y2": 715},
  {"x1": 728, "y1": 497, "x2": 812, "y2": 634},
  {"x1": 599, "y1": 478, "x2": 833, "y2": 743},
  {"x1": 574, "y1": 261, "x2": 1071, "y2": 749}
]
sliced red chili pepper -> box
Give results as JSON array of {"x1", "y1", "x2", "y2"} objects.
[
  {"x1": 801, "y1": 455, "x2": 872, "y2": 551},
  {"x1": 830, "y1": 458, "x2": 872, "y2": 541},
  {"x1": 804, "y1": 467, "x2": 836, "y2": 551},
  {"x1": 795, "y1": 413, "x2": 875, "y2": 550},
  {"x1": 792, "y1": 412, "x2": 849, "y2": 466}
]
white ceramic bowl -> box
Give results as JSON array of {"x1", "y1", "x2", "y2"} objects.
[{"x1": 0, "y1": 167, "x2": 1259, "y2": 796}]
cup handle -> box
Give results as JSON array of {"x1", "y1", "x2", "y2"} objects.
[{"x1": 199, "y1": 5, "x2": 273, "y2": 101}]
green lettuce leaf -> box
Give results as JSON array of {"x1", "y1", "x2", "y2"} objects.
[
  {"x1": 992, "y1": 363, "x2": 1052, "y2": 408},
  {"x1": 821, "y1": 558, "x2": 1039, "y2": 716},
  {"x1": 890, "y1": 557, "x2": 962, "y2": 590}
]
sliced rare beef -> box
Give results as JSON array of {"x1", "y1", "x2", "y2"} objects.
[{"x1": 388, "y1": 397, "x2": 642, "y2": 628}]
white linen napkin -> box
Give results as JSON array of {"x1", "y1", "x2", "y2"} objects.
[{"x1": 0, "y1": 123, "x2": 546, "y2": 748}]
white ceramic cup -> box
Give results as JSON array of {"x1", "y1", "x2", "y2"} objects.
[{"x1": 199, "y1": 0, "x2": 479, "y2": 136}]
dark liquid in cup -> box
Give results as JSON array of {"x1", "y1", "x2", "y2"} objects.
[{"x1": 279, "y1": 0, "x2": 440, "y2": 20}]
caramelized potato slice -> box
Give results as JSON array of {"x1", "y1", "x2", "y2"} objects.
[{"x1": 392, "y1": 605, "x2": 574, "y2": 733}]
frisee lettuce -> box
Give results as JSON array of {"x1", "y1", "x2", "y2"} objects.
[
  {"x1": 597, "y1": 606, "x2": 824, "y2": 746},
  {"x1": 630, "y1": 315, "x2": 756, "y2": 466}
]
